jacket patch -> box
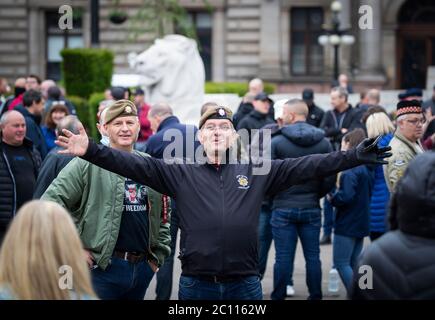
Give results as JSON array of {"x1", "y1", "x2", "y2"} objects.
[
  {"x1": 236, "y1": 175, "x2": 250, "y2": 189},
  {"x1": 394, "y1": 159, "x2": 406, "y2": 166}
]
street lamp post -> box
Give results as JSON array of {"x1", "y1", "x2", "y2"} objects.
[
  {"x1": 318, "y1": 1, "x2": 355, "y2": 83},
  {"x1": 91, "y1": 0, "x2": 100, "y2": 47}
]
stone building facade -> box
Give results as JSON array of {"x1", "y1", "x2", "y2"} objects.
[{"x1": 0, "y1": 0, "x2": 434, "y2": 92}]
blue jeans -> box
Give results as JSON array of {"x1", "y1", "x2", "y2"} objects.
[
  {"x1": 271, "y1": 208, "x2": 322, "y2": 300},
  {"x1": 156, "y1": 200, "x2": 179, "y2": 300},
  {"x1": 178, "y1": 275, "x2": 263, "y2": 300},
  {"x1": 333, "y1": 234, "x2": 364, "y2": 294},
  {"x1": 258, "y1": 204, "x2": 273, "y2": 278},
  {"x1": 322, "y1": 197, "x2": 334, "y2": 236},
  {"x1": 91, "y1": 256, "x2": 155, "y2": 300}
]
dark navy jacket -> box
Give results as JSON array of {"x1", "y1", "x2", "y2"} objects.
[
  {"x1": 271, "y1": 122, "x2": 334, "y2": 209},
  {"x1": 331, "y1": 165, "x2": 374, "y2": 238},
  {"x1": 145, "y1": 116, "x2": 200, "y2": 161},
  {"x1": 33, "y1": 147, "x2": 74, "y2": 199},
  {"x1": 82, "y1": 140, "x2": 362, "y2": 277},
  {"x1": 0, "y1": 138, "x2": 41, "y2": 227}
]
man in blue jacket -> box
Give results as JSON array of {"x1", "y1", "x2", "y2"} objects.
[
  {"x1": 56, "y1": 106, "x2": 391, "y2": 300},
  {"x1": 146, "y1": 102, "x2": 199, "y2": 161}
]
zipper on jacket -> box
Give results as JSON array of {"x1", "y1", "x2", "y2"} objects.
[
  {"x1": 100, "y1": 173, "x2": 120, "y2": 267},
  {"x1": 146, "y1": 188, "x2": 161, "y2": 265},
  {"x1": 218, "y1": 166, "x2": 225, "y2": 275},
  {"x1": 2, "y1": 151, "x2": 17, "y2": 216},
  {"x1": 147, "y1": 192, "x2": 152, "y2": 261}
]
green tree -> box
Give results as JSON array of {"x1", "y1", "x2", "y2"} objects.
[{"x1": 120, "y1": 0, "x2": 211, "y2": 41}]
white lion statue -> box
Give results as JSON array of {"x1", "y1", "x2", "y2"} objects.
[{"x1": 127, "y1": 35, "x2": 205, "y2": 125}]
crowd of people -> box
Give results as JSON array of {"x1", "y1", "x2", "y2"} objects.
[{"x1": 0, "y1": 73, "x2": 434, "y2": 300}]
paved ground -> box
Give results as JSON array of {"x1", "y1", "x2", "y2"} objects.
[{"x1": 144, "y1": 238, "x2": 351, "y2": 300}]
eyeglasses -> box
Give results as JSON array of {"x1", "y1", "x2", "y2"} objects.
[
  {"x1": 203, "y1": 124, "x2": 233, "y2": 132},
  {"x1": 404, "y1": 117, "x2": 426, "y2": 126}
]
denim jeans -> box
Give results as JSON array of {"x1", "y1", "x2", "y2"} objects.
[
  {"x1": 178, "y1": 275, "x2": 263, "y2": 300},
  {"x1": 322, "y1": 197, "x2": 334, "y2": 237},
  {"x1": 333, "y1": 234, "x2": 364, "y2": 294},
  {"x1": 156, "y1": 200, "x2": 179, "y2": 300},
  {"x1": 91, "y1": 256, "x2": 155, "y2": 300},
  {"x1": 271, "y1": 208, "x2": 322, "y2": 300},
  {"x1": 258, "y1": 204, "x2": 273, "y2": 278}
]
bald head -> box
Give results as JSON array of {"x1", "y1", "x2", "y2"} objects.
[
  {"x1": 41, "y1": 79, "x2": 56, "y2": 99},
  {"x1": 339, "y1": 74, "x2": 348, "y2": 83},
  {"x1": 367, "y1": 89, "x2": 380, "y2": 105},
  {"x1": 249, "y1": 78, "x2": 264, "y2": 95},
  {"x1": 1, "y1": 110, "x2": 26, "y2": 146},
  {"x1": 56, "y1": 115, "x2": 80, "y2": 137},
  {"x1": 14, "y1": 77, "x2": 26, "y2": 88},
  {"x1": 149, "y1": 102, "x2": 173, "y2": 118},
  {"x1": 0, "y1": 110, "x2": 24, "y2": 126},
  {"x1": 282, "y1": 99, "x2": 309, "y2": 125},
  {"x1": 148, "y1": 102, "x2": 173, "y2": 132}
]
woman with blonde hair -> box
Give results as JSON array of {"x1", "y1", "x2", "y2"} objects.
[
  {"x1": 0, "y1": 200, "x2": 96, "y2": 300},
  {"x1": 363, "y1": 107, "x2": 395, "y2": 241}
]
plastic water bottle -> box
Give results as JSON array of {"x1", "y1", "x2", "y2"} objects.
[{"x1": 328, "y1": 268, "x2": 340, "y2": 295}]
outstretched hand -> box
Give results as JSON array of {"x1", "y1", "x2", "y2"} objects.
[
  {"x1": 55, "y1": 121, "x2": 89, "y2": 157},
  {"x1": 355, "y1": 136, "x2": 392, "y2": 165}
]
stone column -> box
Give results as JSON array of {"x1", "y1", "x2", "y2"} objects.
[
  {"x1": 258, "y1": 0, "x2": 282, "y2": 80},
  {"x1": 28, "y1": 8, "x2": 45, "y2": 77},
  {"x1": 212, "y1": 7, "x2": 225, "y2": 82},
  {"x1": 338, "y1": 0, "x2": 352, "y2": 75},
  {"x1": 357, "y1": 0, "x2": 386, "y2": 82},
  {"x1": 338, "y1": 0, "x2": 351, "y2": 30}
]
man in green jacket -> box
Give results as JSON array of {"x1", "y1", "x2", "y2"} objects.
[{"x1": 42, "y1": 100, "x2": 171, "y2": 300}]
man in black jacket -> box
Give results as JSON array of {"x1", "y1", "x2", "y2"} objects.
[
  {"x1": 320, "y1": 87, "x2": 364, "y2": 151},
  {"x1": 237, "y1": 92, "x2": 275, "y2": 149},
  {"x1": 302, "y1": 88, "x2": 324, "y2": 128},
  {"x1": 15, "y1": 90, "x2": 48, "y2": 159},
  {"x1": 56, "y1": 106, "x2": 391, "y2": 300},
  {"x1": 0, "y1": 110, "x2": 41, "y2": 242},
  {"x1": 146, "y1": 102, "x2": 201, "y2": 300},
  {"x1": 352, "y1": 152, "x2": 435, "y2": 300},
  {"x1": 270, "y1": 99, "x2": 334, "y2": 300},
  {"x1": 233, "y1": 78, "x2": 274, "y2": 128},
  {"x1": 319, "y1": 87, "x2": 364, "y2": 244}
]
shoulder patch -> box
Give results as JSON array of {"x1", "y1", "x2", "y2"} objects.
[{"x1": 394, "y1": 159, "x2": 406, "y2": 166}]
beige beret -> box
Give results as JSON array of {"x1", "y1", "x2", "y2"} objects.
[
  {"x1": 104, "y1": 99, "x2": 137, "y2": 124},
  {"x1": 199, "y1": 106, "x2": 233, "y2": 129}
]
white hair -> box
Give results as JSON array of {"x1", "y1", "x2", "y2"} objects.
[
  {"x1": 396, "y1": 114, "x2": 414, "y2": 123},
  {"x1": 249, "y1": 78, "x2": 263, "y2": 87}
]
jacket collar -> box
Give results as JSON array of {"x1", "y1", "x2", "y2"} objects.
[
  {"x1": 394, "y1": 131, "x2": 423, "y2": 155},
  {"x1": 157, "y1": 116, "x2": 180, "y2": 132}
]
